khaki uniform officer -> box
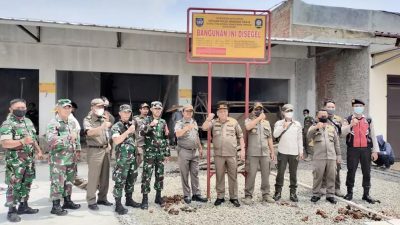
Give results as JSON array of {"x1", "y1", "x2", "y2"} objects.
[
  {"x1": 201, "y1": 103, "x2": 245, "y2": 207},
  {"x1": 83, "y1": 98, "x2": 113, "y2": 210},
  {"x1": 307, "y1": 109, "x2": 341, "y2": 204},
  {"x1": 175, "y1": 104, "x2": 207, "y2": 204},
  {"x1": 243, "y1": 102, "x2": 276, "y2": 205}
]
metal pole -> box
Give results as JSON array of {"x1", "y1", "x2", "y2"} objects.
[
  {"x1": 207, "y1": 62, "x2": 212, "y2": 200},
  {"x1": 20, "y1": 77, "x2": 26, "y2": 98},
  {"x1": 244, "y1": 63, "x2": 250, "y2": 183}
]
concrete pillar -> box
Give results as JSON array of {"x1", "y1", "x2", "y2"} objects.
[
  {"x1": 39, "y1": 67, "x2": 56, "y2": 135},
  {"x1": 178, "y1": 73, "x2": 192, "y2": 105}
]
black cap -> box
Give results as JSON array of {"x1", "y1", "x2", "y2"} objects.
[
  {"x1": 217, "y1": 102, "x2": 228, "y2": 110},
  {"x1": 351, "y1": 99, "x2": 365, "y2": 106}
]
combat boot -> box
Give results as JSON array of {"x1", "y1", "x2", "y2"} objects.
[
  {"x1": 7, "y1": 207, "x2": 21, "y2": 222},
  {"x1": 51, "y1": 200, "x2": 68, "y2": 216},
  {"x1": 17, "y1": 201, "x2": 39, "y2": 214},
  {"x1": 154, "y1": 191, "x2": 164, "y2": 205},
  {"x1": 62, "y1": 195, "x2": 81, "y2": 209},
  {"x1": 141, "y1": 194, "x2": 148, "y2": 210},
  {"x1": 125, "y1": 193, "x2": 141, "y2": 208},
  {"x1": 115, "y1": 197, "x2": 128, "y2": 215},
  {"x1": 344, "y1": 188, "x2": 353, "y2": 201},
  {"x1": 290, "y1": 189, "x2": 298, "y2": 202},
  {"x1": 362, "y1": 188, "x2": 376, "y2": 204}
]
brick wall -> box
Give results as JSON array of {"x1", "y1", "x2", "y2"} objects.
[{"x1": 270, "y1": 1, "x2": 291, "y2": 38}]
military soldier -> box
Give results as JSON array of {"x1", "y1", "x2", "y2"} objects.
[
  {"x1": 320, "y1": 99, "x2": 344, "y2": 197},
  {"x1": 201, "y1": 103, "x2": 245, "y2": 207},
  {"x1": 133, "y1": 103, "x2": 150, "y2": 167},
  {"x1": 175, "y1": 104, "x2": 207, "y2": 204},
  {"x1": 46, "y1": 99, "x2": 81, "y2": 216},
  {"x1": 0, "y1": 98, "x2": 43, "y2": 222},
  {"x1": 110, "y1": 104, "x2": 141, "y2": 215},
  {"x1": 243, "y1": 102, "x2": 275, "y2": 205},
  {"x1": 139, "y1": 101, "x2": 171, "y2": 209},
  {"x1": 307, "y1": 109, "x2": 341, "y2": 204},
  {"x1": 303, "y1": 109, "x2": 315, "y2": 161},
  {"x1": 83, "y1": 98, "x2": 113, "y2": 210},
  {"x1": 273, "y1": 104, "x2": 303, "y2": 202},
  {"x1": 342, "y1": 99, "x2": 379, "y2": 204}
]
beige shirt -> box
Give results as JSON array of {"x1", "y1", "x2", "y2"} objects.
[
  {"x1": 207, "y1": 117, "x2": 243, "y2": 157},
  {"x1": 83, "y1": 112, "x2": 109, "y2": 146},
  {"x1": 307, "y1": 124, "x2": 341, "y2": 161},
  {"x1": 245, "y1": 117, "x2": 272, "y2": 157}
]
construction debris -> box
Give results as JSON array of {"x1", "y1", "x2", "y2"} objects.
[
  {"x1": 180, "y1": 206, "x2": 197, "y2": 213},
  {"x1": 316, "y1": 209, "x2": 329, "y2": 218},
  {"x1": 335, "y1": 206, "x2": 382, "y2": 221},
  {"x1": 301, "y1": 216, "x2": 309, "y2": 222}
]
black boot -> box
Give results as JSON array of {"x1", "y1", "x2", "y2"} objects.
[
  {"x1": 344, "y1": 188, "x2": 353, "y2": 201},
  {"x1": 125, "y1": 193, "x2": 141, "y2": 208},
  {"x1": 290, "y1": 190, "x2": 298, "y2": 202},
  {"x1": 141, "y1": 194, "x2": 148, "y2": 210},
  {"x1": 362, "y1": 188, "x2": 376, "y2": 204},
  {"x1": 154, "y1": 191, "x2": 164, "y2": 205},
  {"x1": 273, "y1": 192, "x2": 281, "y2": 201},
  {"x1": 62, "y1": 195, "x2": 81, "y2": 210},
  {"x1": 17, "y1": 201, "x2": 39, "y2": 214},
  {"x1": 7, "y1": 207, "x2": 21, "y2": 222},
  {"x1": 115, "y1": 197, "x2": 128, "y2": 215},
  {"x1": 51, "y1": 200, "x2": 68, "y2": 216}
]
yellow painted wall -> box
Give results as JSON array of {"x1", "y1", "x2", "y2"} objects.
[{"x1": 370, "y1": 50, "x2": 400, "y2": 138}]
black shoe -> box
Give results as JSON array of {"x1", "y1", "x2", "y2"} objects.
[
  {"x1": 97, "y1": 200, "x2": 113, "y2": 206},
  {"x1": 344, "y1": 193, "x2": 353, "y2": 201},
  {"x1": 154, "y1": 191, "x2": 164, "y2": 205},
  {"x1": 141, "y1": 194, "x2": 148, "y2": 210},
  {"x1": 310, "y1": 196, "x2": 320, "y2": 203},
  {"x1": 192, "y1": 194, "x2": 207, "y2": 203},
  {"x1": 290, "y1": 193, "x2": 298, "y2": 202},
  {"x1": 17, "y1": 201, "x2": 39, "y2": 214},
  {"x1": 88, "y1": 204, "x2": 99, "y2": 211},
  {"x1": 115, "y1": 197, "x2": 128, "y2": 215},
  {"x1": 183, "y1": 196, "x2": 191, "y2": 204},
  {"x1": 7, "y1": 207, "x2": 21, "y2": 223},
  {"x1": 51, "y1": 200, "x2": 68, "y2": 216},
  {"x1": 273, "y1": 192, "x2": 281, "y2": 201},
  {"x1": 362, "y1": 195, "x2": 376, "y2": 204},
  {"x1": 229, "y1": 199, "x2": 240, "y2": 207},
  {"x1": 326, "y1": 197, "x2": 337, "y2": 204},
  {"x1": 214, "y1": 198, "x2": 225, "y2": 206},
  {"x1": 125, "y1": 193, "x2": 141, "y2": 208},
  {"x1": 62, "y1": 195, "x2": 81, "y2": 210}
]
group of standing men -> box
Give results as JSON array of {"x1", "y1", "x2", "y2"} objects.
[{"x1": 0, "y1": 96, "x2": 381, "y2": 222}]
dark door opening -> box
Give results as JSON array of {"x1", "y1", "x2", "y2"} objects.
[{"x1": 387, "y1": 75, "x2": 400, "y2": 161}]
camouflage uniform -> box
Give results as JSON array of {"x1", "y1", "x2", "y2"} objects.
[
  {"x1": 111, "y1": 120, "x2": 137, "y2": 198},
  {"x1": 303, "y1": 115, "x2": 315, "y2": 157},
  {"x1": 133, "y1": 114, "x2": 149, "y2": 165},
  {"x1": 46, "y1": 114, "x2": 81, "y2": 200},
  {"x1": 0, "y1": 114, "x2": 37, "y2": 207},
  {"x1": 140, "y1": 116, "x2": 170, "y2": 194}
]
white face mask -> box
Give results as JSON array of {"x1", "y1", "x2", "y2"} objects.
[
  {"x1": 285, "y1": 112, "x2": 294, "y2": 119},
  {"x1": 95, "y1": 108, "x2": 104, "y2": 116}
]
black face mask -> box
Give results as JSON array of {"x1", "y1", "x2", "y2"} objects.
[
  {"x1": 319, "y1": 117, "x2": 328, "y2": 123},
  {"x1": 254, "y1": 110, "x2": 263, "y2": 117},
  {"x1": 12, "y1": 109, "x2": 27, "y2": 118}
]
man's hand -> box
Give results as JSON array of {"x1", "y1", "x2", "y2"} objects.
[
  {"x1": 150, "y1": 119, "x2": 159, "y2": 127},
  {"x1": 371, "y1": 152, "x2": 378, "y2": 161},
  {"x1": 298, "y1": 153, "x2": 304, "y2": 161},
  {"x1": 102, "y1": 122, "x2": 112, "y2": 129},
  {"x1": 206, "y1": 113, "x2": 215, "y2": 121},
  {"x1": 336, "y1": 158, "x2": 341, "y2": 164},
  {"x1": 70, "y1": 133, "x2": 77, "y2": 143},
  {"x1": 127, "y1": 124, "x2": 136, "y2": 134},
  {"x1": 283, "y1": 121, "x2": 291, "y2": 129},
  {"x1": 270, "y1": 152, "x2": 276, "y2": 161},
  {"x1": 258, "y1": 113, "x2": 266, "y2": 121},
  {"x1": 36, "y1": 149, "x2": 44, "y2": 160},
  {"x1": 316, "y1": 122, "x2": 325, "y2": 129},
  {"x1": 185, "y1": 124, "x2": 196, "y2": 131},
  {"x1": 351, "y1": 117, "x2": 359, "y2": 127},
  {"x1": 24, "y1": 136, "x2": 34, "y2": 145}
]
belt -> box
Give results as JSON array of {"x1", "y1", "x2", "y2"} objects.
[
  {"x1": 178, "y1": 145, "x2": 197, "y2": 151},
  {"x1": 88, "y1": 144, "x2": 108, "y2": 149}
]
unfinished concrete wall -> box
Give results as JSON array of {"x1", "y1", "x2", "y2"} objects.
[
  {"x1": 270, "y1": 1, "x2": 292, "y2": 38},
  {"x1": 315, "y1": 47, "x2": 370, "y2": 118},
  {"x1": 295, "y1": 57, "x2": 316, "y2": 117}
]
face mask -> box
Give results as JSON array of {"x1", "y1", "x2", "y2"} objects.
[
  {"x1": 319, "y1": 116, "x2": 328, "y2": 123},
  {"x1": 95, "y1": 108, "x2": 104, "y2": 116},
  {"x1": 12, "y1": 109, "x2": 26, "y2": 117},
  {"x1": 284, "y1": 112, "x2": 294, "y2": 119},
  {"x1": 303, "y1": 114, "x2": 308, "y2": 117},
  {"x1": 326, "y1": 109, "x2": 335, "y2": 115},
  {"x1": 354, "y1": 106, "x2": 364, "y2": 115},
  {"x1": 254, "y1": 110, "x2": 262, "y2": 117}
]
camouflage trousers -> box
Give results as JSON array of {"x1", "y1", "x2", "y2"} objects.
[
  {"x1": 50, "y1": 163, "x2": 75, "y2": 200},
  {"x1": 5, "y1": 161, "x2": 36, "y2": 207},
  {"x1": 112, "y1": 153, "x2": 138, "y2": 198},
  {"x1": 141, "y1": 151, "x2": 165, "y2": 194}
]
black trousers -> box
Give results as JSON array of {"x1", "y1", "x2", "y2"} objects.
[
  {"x1": 275, "y1": 153, "x2": 298, "y2": 192},
  {"x1": 345, "y1": 147, "x2": 372, "y2": 190}
]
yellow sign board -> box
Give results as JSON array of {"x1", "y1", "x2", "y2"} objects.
[
  {"x1": 192, "y1": 13, "x2": 266, "y2": 59},
  {"x1": 39, "y1": 83, "x2": 56, "y2": 93}
]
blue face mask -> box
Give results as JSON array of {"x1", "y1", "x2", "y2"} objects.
[{"x1": 354, "y1": 106, "x2": 364, "y2": 115}]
